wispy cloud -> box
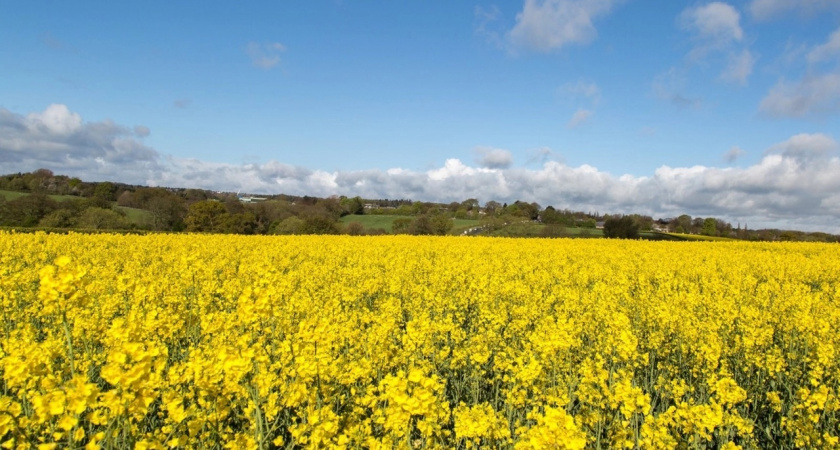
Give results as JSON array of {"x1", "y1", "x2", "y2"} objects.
[
  {"x1": 724, "y1": 145, "x2": 746, "y2": 162},
  {"x1": 653, "y1": 68, "x2": 702, "y2": 109},
  {"x1": 474, "y1": 5, "x2": 504, "y2": 48},
  {"x1": 678, "y1": 2, "x2": 755, "y2": 85},
  {"x1": 246, "y1": 42, "x2": 286, "y2": 69},
  {"x1": 567, "y1": 108, "x2": 593, "y2": 128},
  {"x1": 173, "y1": 98, "x2": 192, "y2": 109},
  {"x1": 720, "y1": 49, "x2": 757, "y2": 85},
  {"x1": 807, "y1": 27, "x2": 840, "y2": 64},
  {"x1": 558, "y1": 79, "x2": 601, "y2": 103},
  {"x1": 759, "y1": 73, "x2": 840, "y2": 118}
]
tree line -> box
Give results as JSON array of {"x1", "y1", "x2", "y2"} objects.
[{"x1": 2, "y1": 170, "x2": 837, "y2": 241}]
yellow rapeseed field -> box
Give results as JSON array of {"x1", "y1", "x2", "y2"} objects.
[{"x1": 1, "y1": 231, "x2": 839, "y2": 449}]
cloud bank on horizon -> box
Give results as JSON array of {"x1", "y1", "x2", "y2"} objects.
[{"x1": 2, "y1": 104, "x2": 840, "y2": 233}]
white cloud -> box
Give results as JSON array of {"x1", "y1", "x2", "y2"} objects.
[
  {"x1": 4, "y1": 105, "x2": 840, "y2": 232},
  {"x1": 750, "y1": 0, "x2": 840, "y2": 21},
  {"x1": 720, "y1": 49, "x2": 756, "y2": 84},
  {"x1": 0, "y1": 104, "x2": 160, "y2": 181},
  {"x1": 508, "y1": 0, "x2": 617, "y2": 52},
  {"x1": 808, "y1": 27, "x2": 840, "y2": 64},
  {"x1": 558, "y1": 79, "x2": 601, "y2": 103},
  {"x1": 567, "y1": 108, "x2": 593, "y2": 128},
  {"x1": 475, "y1": 147, "x2": 514, "y2": 169},
  {"x1": 26, "y1": 104, "x2": 82, "y2": 135},
  {"x1": 764, "y1": 133, "x2": 839, "y2": 161},
  {"x1": 680, "y1": 2, "x2": 743, "y2": 47},
  {"x1": 759, "y1": 73, "x2": 840, "y2": 118},
  {"x1": 677, "y1": 3, "x2": 756, "y2": 85},
  {"x1": 724, "y1": 146, "x2": 746, "y2": 162},
  {"x1": 246, "y1": 42, "x2": 286, "y2": 69}
]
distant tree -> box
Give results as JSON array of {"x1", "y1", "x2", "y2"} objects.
[
  {"x1": 603, "y1": 216, "x2": 640, "y2": 239},
  {"x1": 408, "y1": 215, "x2": 435, "y2": 235},
  {"x1": 392, "y1": 218, "x2": 413, "y2": 234},
  {"x1": 541, "y1": 206, "x2": 560, "y2": 224},
  {"x1": 460, "y1": 198, "x2": 480, "y2": 211},
  {"x1": 117, "y1": 191, "x2": 134, "y2": 207},
  {"x1": 484, "y1": 201, "x2": 501, "y2": 216},
  {"x1": 630, "y1": 214, "x2": 654, "y2": 231},
  {"x1": 2, "y1": 194, "x2": 58, "y2": 227},
  {"x1": 93, "y1": 182, "x2": 116, "y2": 201},
  {"x1": 670, "y1": 215, "x2": 692, "y2": 233},
  {"x1": 299, "y1": 215, "x2": 340, "y2": 234},
  {"x1": 345, "y1": 196, "x2": 364, "y2": 215},
  {"x1": 702, "y1": 217, "x2": 718, "y2": 236},
  {"x1": 218, "y1": 212, "x2": 258, "y2": 234},
  {"x1": 39, "y1": 209, "x2": 78, "y2": 228},
  {"x1": 185, "y1": 200, "x2": 228, "y2": 232},
  {"x1": 345, "y1": 221, "x2": 365, "y2": 236},
  {"x1": 430, "y1": 214, "x2": 453, "y2": 235},
  {"x1": 692, "y1": 217, "x2": 705, "y2": 234},
  {"x1": 76, "y1": 207, "x2": 130, "y2": 230},
  {"x1": 147, "y1": 196, "x2": 187, "y2": 231},
  {"x1": 270, "y1": 216, "x2": 304, "y2": 235}
]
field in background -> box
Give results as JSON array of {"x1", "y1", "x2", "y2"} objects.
[
  {"x1": 662, "y1": 232, "x2": 737, "y2": 241},
  {"x1": 0, "y1": 189, "x2": 80, "y2": 203},
  {"x1": 339, "y1": 214, "x2": 480, "y2": 234}
]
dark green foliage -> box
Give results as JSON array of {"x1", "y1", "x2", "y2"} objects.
[{"x1": 603, "y1": 216, "x2": 640, "y2": 239}]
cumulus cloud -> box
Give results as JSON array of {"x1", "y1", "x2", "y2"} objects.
[
  {"x1": 808, "y1": 27, "x2": 840, "y2": 64},
  {"x1": 4, "y1": 105, "x2": 840, "y2": 232},
  {"x1": 724, "y1": 146, "x2": 746, "y2": 162},
  {"x1": 0, "y1": 104, "x2": 161, "y2": 181},
  {"x1": 508, "y1": 0, "x2": 618, "y2": 52},
  {"x1": 750, "y1": 0, "x2": 840, "y2": 21},
  {"x1": 759, "y1": 73, "x2": 840, "y2": 118},
  {"x1": 567, "y1": 108, "x2": 593, "y2": 128},
  {"x1": 246, "y1": 42, "x2": 286, "y2": 69},
  {"x1": 475, "y1": 147, "x2": 514, "y2": 169}
]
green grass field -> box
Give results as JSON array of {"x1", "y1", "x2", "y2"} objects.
[
  {"x1": 487, "y1": 222, "x2": 604, "y2": 238},
  {"x1": 0, "y1": 189, "x2": 83, "y2": 202},
  {"x1": 339, "y1": 214, "x2": 480, "y2": 234},
  {"x1": 660, "y1": 232, "x2": 736, "y2": 241},
  {"x1": 114, "y1": 206, "x2": 153, "y2": 225}
]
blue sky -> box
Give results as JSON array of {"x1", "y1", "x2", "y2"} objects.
[{"x1": 2, "y1": 1, "x2": 840, "y2": 231}]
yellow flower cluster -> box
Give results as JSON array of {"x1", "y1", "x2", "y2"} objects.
[{"x1": 1, "y1": 231, "x2": 839, "y2": 449}]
